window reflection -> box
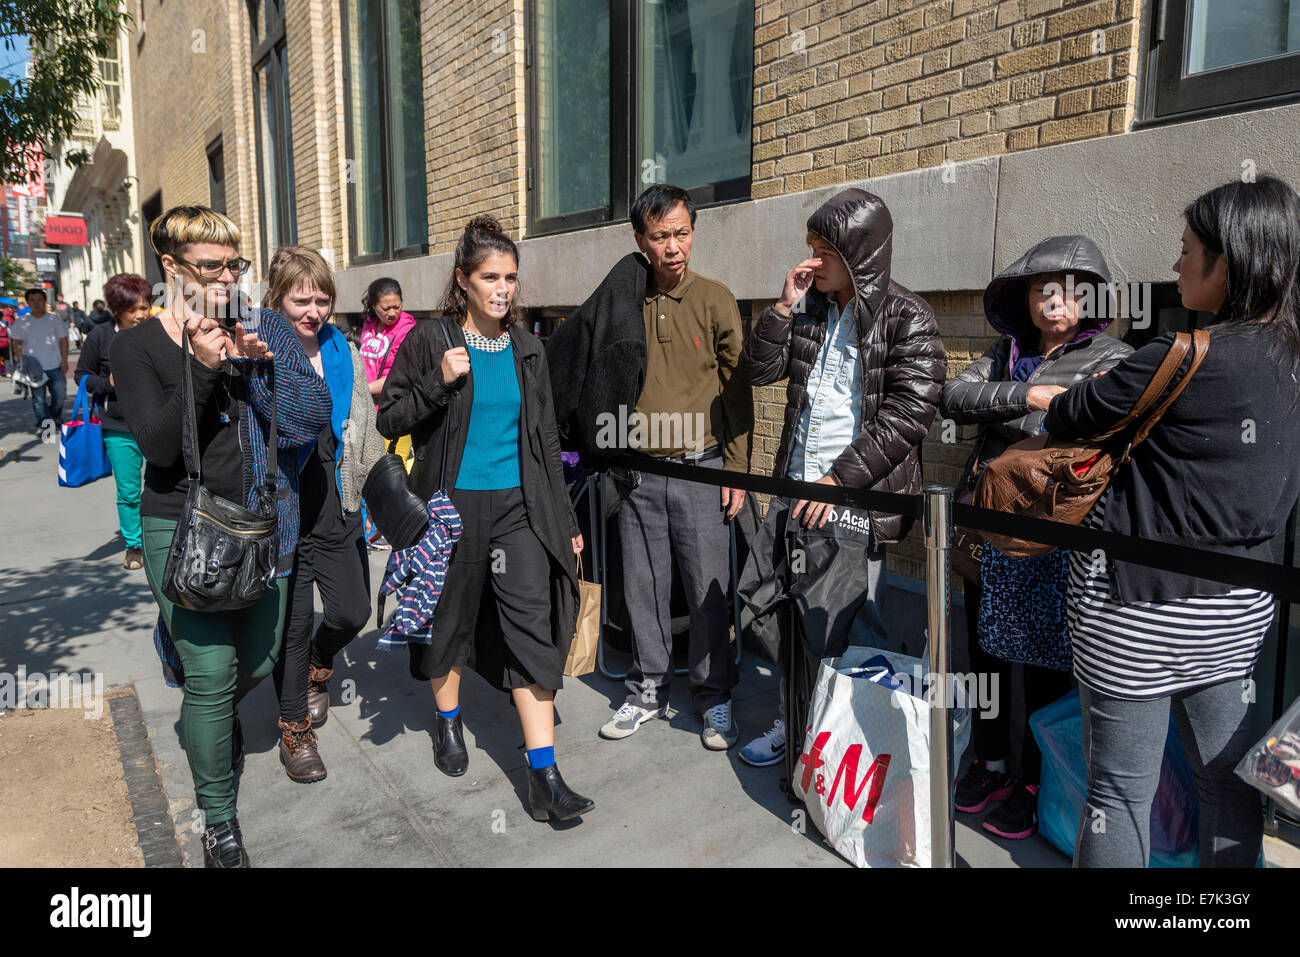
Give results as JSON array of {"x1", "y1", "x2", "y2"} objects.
[
  {"x1": 639, "y1": 0, "x2": 752, "y2": 190},
  {"x1": 535, "y1": 0, "x2": 611, "y2": 219},
  {"x1": 1186, "y1": 0, "x2": 1300, "y2": 74}
]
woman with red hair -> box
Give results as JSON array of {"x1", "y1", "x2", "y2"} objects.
[{"x1": 75, "y1": 272, "x2": 154, "y2": 568}]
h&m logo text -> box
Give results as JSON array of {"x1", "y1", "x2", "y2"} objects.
[{"x1": 799, "y1": 729, "x2": 891, "y2": 823}]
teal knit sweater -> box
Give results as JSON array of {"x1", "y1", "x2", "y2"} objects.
[{"x1": 457, "y1": 342, "x2": 522, "y2": 490}]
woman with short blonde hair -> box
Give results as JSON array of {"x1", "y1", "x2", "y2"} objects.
[{"x1": 110, "y1": 207, "x2": 332, "y2": 867}]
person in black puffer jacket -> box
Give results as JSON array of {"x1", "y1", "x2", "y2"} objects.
[
  {"x1": 737, "y1": 188, "x2": 947, "y2": 770},
  {"x1": 74, "y1": 273, "x2": 154, "y2": 569},
  {"x1": 940, "y1": 235, "x2": 1132, "y2": 841}
]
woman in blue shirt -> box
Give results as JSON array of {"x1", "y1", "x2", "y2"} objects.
[{"x1": 377, "y1": 215, "x2": 592, "y2": 823}]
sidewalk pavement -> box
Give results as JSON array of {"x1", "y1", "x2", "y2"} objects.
[{"x1": 0, "y1": 379, "x2": 1099, "y2": 868}]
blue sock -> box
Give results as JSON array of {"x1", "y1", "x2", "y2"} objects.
[
  {"x1": 526, "y1": 746, "x2": 555, "y2": 770},
  {"x1": 438, "y1": 704, "x2": 460, "y2": 720}
]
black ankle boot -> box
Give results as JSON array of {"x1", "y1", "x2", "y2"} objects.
[
  {"x1": 202, "y1": 818, "x2": 250, "y2": 868},
  {"x1": 433, "y1": 711, "x2": 468, "y2": 777},
  {"x1": 527, "y1": 765, "x2": 595, "y2": 822},
  {"x1": 231, "y1": 715, "x2": 244, "y2": 773}
]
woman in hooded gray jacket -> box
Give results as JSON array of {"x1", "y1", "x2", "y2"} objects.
[{"x1": 940, "y1": 235, "x2": 1132, "y2": 841}]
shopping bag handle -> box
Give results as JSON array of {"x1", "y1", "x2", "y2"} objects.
[{"x1": 71, "y1": 375, "x2": 97, "y2": 424}]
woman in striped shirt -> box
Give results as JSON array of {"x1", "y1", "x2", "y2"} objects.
[{"x1": 1045, "y1": 176, "x2": 1300, "y2": 867}]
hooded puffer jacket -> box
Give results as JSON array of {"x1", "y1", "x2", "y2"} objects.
[
  {"x1": 741, "y1": 188, "x2": 947, "y2": 544},
  {"x1": 940, "y1": 234, "x2": 1133, "y2": 493}
]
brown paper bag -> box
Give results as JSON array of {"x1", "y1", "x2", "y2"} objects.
[{"x1": 564, "y1": 557, "x2": 600, "y2": 678}]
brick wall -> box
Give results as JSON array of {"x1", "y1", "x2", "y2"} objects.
[
  {"x1": 424, "y1": 0, "x2": 528, "y2": 253},
  {"x1": 131, "y1": 2, "x2": 259, "y2": 273},
  {"x1": 750, "y1": 0, "x2": 1141, "y2": 196},
  {"x1": 130, "y1": 4, "x2": 233, "y2": 218}
]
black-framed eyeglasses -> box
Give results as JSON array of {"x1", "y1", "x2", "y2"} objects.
[{"x1": 174, "y1": 255, "x2": 252, "y2": 280}]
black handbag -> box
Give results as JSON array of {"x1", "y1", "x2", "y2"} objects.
[
  {"x1": 161, "y1": 328, "x2": 279, "y2": 612},
  {"x1": 361, "y1": 318, "x2": 454, "y2": 551}
]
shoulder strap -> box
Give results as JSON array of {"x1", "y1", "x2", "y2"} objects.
[
  {"x1": 178, "y1": 320, "x2": 279, "y2": 496},
  {"x1": 1095, "y1": 332, "x2": 1194, "y2": 440},
  {"x1": 1122, "y1": 328, "x2": 1209, "y2": 459},
  {"x1": 436, "y1": 317, "x2": 453, "y2": 486},
  {"x1": 178, "y1": 324, "x2": 202, "y2": 484}
]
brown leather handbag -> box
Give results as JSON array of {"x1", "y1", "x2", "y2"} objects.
[{"x1": 973, "y1": 329, "x2": 1209, "y2": 558}]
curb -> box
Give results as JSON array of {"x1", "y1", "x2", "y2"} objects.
[{"x1": 109, "y1": 690, "x2": 185, "y2": 868}]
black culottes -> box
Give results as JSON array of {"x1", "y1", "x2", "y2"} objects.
[{"x1": 408, "y1": 486, "x2": 562, "y2": 691}]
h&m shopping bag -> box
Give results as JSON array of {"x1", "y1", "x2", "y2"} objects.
[
  {"x1": 58, "y1": 378, "x2": 112, "y2": 488},
  {"x1": 793, "y1": 646, "x2": 970, "y2": 868},
  {"x1": 563, "y1": 556, "x2": 600, "y2": 678},
  {"x1": 1030, "y1": 688, "x2": 1199, "y2": 867}
]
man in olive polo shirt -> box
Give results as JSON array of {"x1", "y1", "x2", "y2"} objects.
[{"x1": 599, "y1": 184, "x2": 753, "y2": 751}]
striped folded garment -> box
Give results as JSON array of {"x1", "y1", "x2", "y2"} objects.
[{"x1": 376, "y1": 495, "x2": 463, "y2": 648}]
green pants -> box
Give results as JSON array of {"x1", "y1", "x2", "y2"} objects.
[
  {"x1": 102, "y1": 429, "x2": 144, "y2": 549},
  {"x1": 141, "y1": 515, "x2": 287, "y2": 827}
]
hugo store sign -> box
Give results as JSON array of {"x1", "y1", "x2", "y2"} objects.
[{"x1": 45, "y1": 215, "x2": 88, "y2": 246}]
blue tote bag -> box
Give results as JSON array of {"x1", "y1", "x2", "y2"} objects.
[
  {"x1": 1030, "y1": 689, "x2": 1200, "y2": 867},
  {"x1": 58, "y1": 378, "x2": 113, "y2": 488}
]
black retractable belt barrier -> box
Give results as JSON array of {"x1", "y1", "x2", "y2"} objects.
[
  {"x1": 954, "y1": 502, "x2": 1300, "y2": 604},
  {"x1": 610, "y1": 453, "x2": 920, "y2": 518},
  {"x1": 611, "y1": 452, "x2": 1300, "y2": 604}
]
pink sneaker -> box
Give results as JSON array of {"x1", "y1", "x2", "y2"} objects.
[{"x1": 981, "y1": 784, "x2": 1038, "y2": 840}]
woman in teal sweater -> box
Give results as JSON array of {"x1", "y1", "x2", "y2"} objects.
[{"x1": 377, "y1": 215, "x2": 592, "y2": 823}]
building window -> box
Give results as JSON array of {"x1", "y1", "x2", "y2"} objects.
[
  {"x1": 1145, "y1": 0, "x2": 1300, "y2": 123},
  {"x1": 249, "y1": 0, "x2": 297, "y2": 268},
  {"x1": 528, "y1": 0, "x2": 753, "y2": 235},
  {"x1": 99, "y1": 42, "x2": 122, "y2": 131},
  {"x1": 342, "y1": 0, "x2": 428, "y2": 263},
  {"x1": 207, "y1": 137, "x2": 226, "y2": 215},
  {"x1": 72, "y1": 91, "x2": 96, "y2": 141}
]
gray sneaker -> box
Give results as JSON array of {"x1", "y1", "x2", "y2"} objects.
[
  {"x1": 599, "y1": 702, "x2": 665, "y2": 740},
  {"x1": 700, "y1": 701, "x2": 738, "y2": 751}
]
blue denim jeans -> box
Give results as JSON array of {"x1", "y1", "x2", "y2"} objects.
[{"x1": 32, "y1": 367, "x2": 66, "y2": 428}]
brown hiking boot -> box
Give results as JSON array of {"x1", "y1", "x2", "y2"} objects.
[
  {"x1": 306, "y1": 665, "x2": 332, "y2": 727},
  {"x1": 278, "y1": 716, "x2": 327, "y2": 783}
]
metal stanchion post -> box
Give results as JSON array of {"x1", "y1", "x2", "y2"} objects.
[{"x1": 923, "y1": 484, "x2": 956, "y2": 869}]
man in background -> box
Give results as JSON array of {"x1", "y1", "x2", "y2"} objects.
[{"x1": 11, "y1": 288, "x2": 69, "y2": 434}]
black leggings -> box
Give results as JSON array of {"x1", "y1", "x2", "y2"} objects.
[
  {"x1": 273, "y1": 510, "x2": 371, "y2": 723},
  {"x1": 965, "y1": 576, "x2": 1074, "y2": 784}
]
